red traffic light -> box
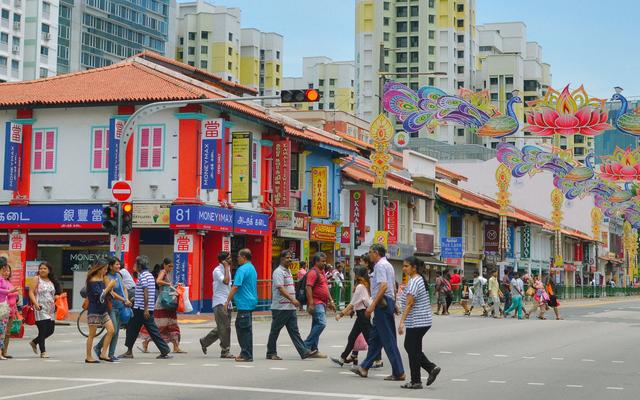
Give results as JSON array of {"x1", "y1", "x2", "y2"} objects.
[
  {"x1": 281, "y1": 89, "x2": 321, "y2": 103},
  {"x1": 122, "y1": 202, "x2": 133, "y2": 214},
  {"x1": 305, "y1": 89, "x2": 319, "y2": 102}
]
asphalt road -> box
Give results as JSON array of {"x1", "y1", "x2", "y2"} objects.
[{"x1": 2, "y1": 297, "x2": 640, "y2": 400}]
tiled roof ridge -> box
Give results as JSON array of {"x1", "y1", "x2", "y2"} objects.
[
  {"x1": 130, "y1": 62, "x2": 212, "y2": 98},
  {"x1": 0, "y1": 61, "x2": 134, "y2": 87}
]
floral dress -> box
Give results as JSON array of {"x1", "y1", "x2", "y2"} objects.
[{"x1": 35, "y1": 279, "x2": 55, "y2": 321}]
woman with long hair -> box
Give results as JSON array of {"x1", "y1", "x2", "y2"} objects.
[
  {"x1": 28, "y1": 261, "x2": 62, "y2": 358},
  {"x1": 543, "y1": 274, "x2": 562, "y2": 320},
  {"x1": 330, "y1": 265, "x2": 372, "y2": 367},
  {"x1": 139, "y1": 258, "x2": 185, "y2": 353},
  {"x1": 398, "y1": 256, "x2": 440, "y2": 389},
  {"x1": 93, "y1": 257, "x2": 132, "y2": 361},
  {"x1": 1, "y1": 263, "x2": 19, "y2": 360},
  {"x1": 85, "y1": 259, "x2": 117, "y2": 363}
]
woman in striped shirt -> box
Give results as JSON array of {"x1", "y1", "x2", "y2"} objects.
[{"x1": 398, "y1": 256, "x2": 441, "y2": 389}]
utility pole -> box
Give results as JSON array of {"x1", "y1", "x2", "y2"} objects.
[
  {"x1": 377, "y1": 42, "x2": 386, "y2": 231},
  {"x1": 349, "y1": 222, "x2": 355, "y2": 287}
]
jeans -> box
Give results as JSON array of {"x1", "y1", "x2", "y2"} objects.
[
  {"x1": 34, "y1": 319, "x2": 55, "y2": 353},
  {"x1": 235, "y1": 310, "x2": 253, "y2": 360},
  {"x1": 201, "y1": 304, "x2": 232, "y2": 356},
  {"x1": 303, "y1": 303, "x2": 326, "y2": 352},
  {"x1": 267, "y1": 309, "x2": 310, "y2": 358},
  {"x1": 96, "y1": 307, "x2": 121, "y2": 357},
  {"x1": 404, "y1": 326, "x2": 436, "y2": 384},
  {"x1": 125, "y1": 309, "x2": 170, "y2": 356},
  {"x1": 361, "y1": 296, "x2": 404, "y2": 377},
  {"x1": 491, "y1": 296, "x2": 501, "y2": 316},
  {"x1": 504, "y1": 295, "x2": 524, "y2": 319},
  {"x1": 503, "y1": 290, "x2": 512, "y2": 311},
  {"x1": 341, "y1": 309, "x2": 371, "y2": 360}
]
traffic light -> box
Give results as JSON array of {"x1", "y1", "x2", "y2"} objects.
[
  {"x1": 280, "y1": 89, "x2": 320, "y2": 103},
  {"x1": 354, "y1": 228, "x2": 362, "y2": 249},
  {"x1": 121, "y1": 202, "x2": 133, "y2": 234},
  {"x1": 102, "y1": 204, "x2": 118, "y2": 235}
]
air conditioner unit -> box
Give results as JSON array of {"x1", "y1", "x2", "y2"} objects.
[
  {"x1": 43, "y1": 32, "x2": 51, "y2": 40},
  {"x1": 12, "y1": 45, "x2": 19, "y2": 54}
]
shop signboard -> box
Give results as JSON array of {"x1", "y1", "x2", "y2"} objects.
[
  {"x1": 276, "y1": 209, "x2": 294, "y2": 229},
  {"x1": 110, "y1": 234, "x2": 130, "y2": 253},
  {"x1": 9, "y1": 232, "x2": 26, "y2": 252},
  {"x1": 173, "y1": 253, "x2": 189, "y2": 286},
  {"x1": 3, "y1": 122, "x2": 22, "y2": 191},
  {"x1": 373, "y1": 230, "x2": 389, "y2": 248},
  {"x1": 170, "y1": 205, "x2": 233, "y2": 231},
  {"x1": 349, "y1": 190, "x2": 366, "y2": 240},
  {"x1": 484, "y1": 224, "x2": 499, "y2": 253},
  {"x1": 311, "y1": 166, "x2": 329, "y2": 218},
  {"x1": 277, "y1": 212, "x2": 309, "y2": 239},
  {"x1": 133, "y1": 204, "x2": 171, "y2": 226},
  {"x1": 231, "y1": 132, "x2": 252, "y2": 203},
  {"x1": 440, "y1": 237, "x2": 464, "y2": 258},
  {"x1": 384, "y1": 200, "x2": 399, "y2": 244},
  {"x1": 0, "y1": 204, "x2": 104, "y2": 229},
  {"x1": 233, "y1": 209, "x2": 269, "y2": 235},
  {"x1": 272, "y1": 139, "x2": 291, "y2": 207},
  {"x1": 340, "y1": 227, "x2": 351, "y2": 244},
  {"x1": 62, "y1": 249, "x2": 111, "y2": 275},
  {"x1": 108, "y1": 118, "x2": 125, "y2": 188},
  {"x1": 200, "y1": 118, "x2": 225, "y2": 190},
  {"x1": 310, "y1": 222, "x2": 337, "y2": 242}
]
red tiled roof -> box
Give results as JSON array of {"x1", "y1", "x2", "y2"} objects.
[
  {"x1": 0, "y1": 62, "x2": 212, "y2": 107},
  {"x1": 342, "y1": 164, "x2": 428, "y2": 197}
]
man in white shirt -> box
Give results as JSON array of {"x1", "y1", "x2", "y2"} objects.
[
  {"x1": 332, "y1": 263, "x2": 345, "y2": 309},
  {"x1": 119, "y1": 264, "x2": 136, "y2": 303},
  {"x1": 199, "y1": 252, "x2": 234, "y2": 358}
]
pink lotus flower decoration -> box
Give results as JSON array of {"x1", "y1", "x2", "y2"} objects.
[
  {"x1": 524, "y1": 85, "x2": 611, "y2": 136},
  {"x1": 600, "y1": 146, "x2": 640, "y2": 182}
]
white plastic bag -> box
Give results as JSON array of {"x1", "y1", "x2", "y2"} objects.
[{"x1": 183, "y1": 286, "x2": 194, "y2": 313}]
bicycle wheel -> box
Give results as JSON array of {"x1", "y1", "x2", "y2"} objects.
[{"x1": 77, "y1": 309, "x2": 106, "y2": 337}]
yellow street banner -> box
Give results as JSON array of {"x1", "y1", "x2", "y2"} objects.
[
  {"x1": 311, "y1": 166, "x2": 329, "y2": 218},
  {"x1": 231, "y1": 132, "x2": 252, "y2": 203},
  {"x1": 373, "y1": 230, "x2": 389, "y2": 248},
  {"x1": 369, "y1": 113, "x2": 394, "y2": 189}
]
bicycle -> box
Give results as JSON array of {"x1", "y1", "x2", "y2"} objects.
[{"x1": 76, "y1": 308, "x2": 106, "y2": 338}]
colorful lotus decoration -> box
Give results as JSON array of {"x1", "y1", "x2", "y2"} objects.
[
  {"x1": 524, "y1": 85, "x2": 611, "y2": 136},
  {"x1": 600, "y1": 146, "x2": 640, "y2": 182}
]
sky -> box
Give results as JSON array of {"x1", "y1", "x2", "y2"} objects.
[{"x1": 206, "y1": 0, "x2": 639, "y2": 99}]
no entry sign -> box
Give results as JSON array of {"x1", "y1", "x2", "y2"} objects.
[{"x1": 111, "y1": 180, "x2": 132, "y2": 202}]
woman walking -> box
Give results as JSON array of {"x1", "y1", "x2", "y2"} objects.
[
  {"x1": 94, "y1": 257, "x2": 132, "y2": 360},
  {"x1": 330, "y1": 266, "x2": 372, "y2": 367},
  {"x1": 1, "y1": 263, "x2": 20, "y2": 360},
  {"x1": 526, "y1": 274, "x2": 548, "y2": 319},
  {"x1": 544, "y1": 275, "x2": 562, "y2": 320},
  {"x1": 85, "y1": 260, "x2": 117, "y2": 363},
  {"x1": 398, "y1": 256, "x2": 440, "y2": 389},
  {"x1": 139, "y1": 259, "x2": 185, "y2": 353},
  {"x1": 28, "y1": 261, "x2": 61, "y2": 358}
]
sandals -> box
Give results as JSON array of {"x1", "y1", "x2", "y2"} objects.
[
  {"x1": 384, "y1": 374, "x2": 406, "y2": 381},
  {"x1": 401, "y1": 382, "x2": 423, "y2": 389},
  {"x1": 99, "y1": 356, "x2": 115, "y2": 362},
  {"x1": 351, "y1": 366, "x2": 368, "y2": 378},
  {"x1": 85, "y1": 359, "x2": 100, "y2": 364},
  {"x1": 29, "y1": 341, "x2": 38, "y2": 354}
]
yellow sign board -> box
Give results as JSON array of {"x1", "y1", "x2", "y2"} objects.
[
  {"x1": 373, "y1": 230, "x2": 389, "y2": 248},
  {"x1": 311, "y1": 166, "x2": 329, "y2": 218},
  {"x1": 231, "y1": 132, "x2": 252, "y2": 203}
]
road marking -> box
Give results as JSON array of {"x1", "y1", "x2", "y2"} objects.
[
  {"x1": 330, "y1": 345, "x2": 343, "y2": 348},
  {"x1": 551, "y1": 357, "x2": 564, "y2": 361},
  {"x1": 528, "y1": 383, "x2": 545, "y2": 386},
  {"x1": 136, "y1": 362, "x2": 154, "y2": 365},
  {"x1": 0, "y1": 375, "x2": 438, "y2": 400},
  {"x1": 493, "y1": 354, "x2": 508, "y2": 358},
  {"x1": 606, "y1": 387, "x2": 624, "y2": 390},
  {"x1": 439, "y1": 351, "x2": 453, "y2": 354},
  {"x1": 201, "y1": 364, "x2": 219, "y2": 367},
  {"x1": 581, "y1": 359, "x2": 595, "y2": 362},
  {"x1": 339, "y1": 371, "x2": 352, "y2": 375},
  {"x1": 466, "y1": 352, "x2": 481, "y2": 356},
  {"x1": 304, "y1": 369, "x2": 323, "y2": 373},
  {"x1": 451, "y1": 379, "x2": 468, "y2": 382},
  {"x1": 269, "y1": 367, "x2": 288, "y2": 371},
  {"x1": 43, "y1": 360, "x2": 60, "y2": 362},
  {"x1": 611, "y1": 360, "x2": 624, "y2": 364},
  {"x1": 0, "y1": 382, "x2": 111, "y2": 400},
  {"x1": 566, "y1": 385, "x2": 583, "y2": 388},
  {"x1": 488, "y1": 380, "x2": 505, "y2": 384},
  {"x1": 277, "y1": 344, "x2": 292, "y2": 347},
  {"x1": 522, "y1": 356, "x2": 536, "y2": 359},
  {"x1": 13, "y1": 359, "x2": 29, "y2": 362},
  {"x1": 235, "y1": 365, "x2": 254, "y2": 368},
  {"x1": 374, "y1": 374, "x2": 387, "y2": 377},
  {"x1": 168, "y1": 363, "x2": 186, "y2": 366}
]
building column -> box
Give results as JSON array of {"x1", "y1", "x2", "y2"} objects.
[
  {"x1": 116, "y1": 105, "x2": 135, "y2": 181},
  {"x1": 11, "y1": 109, "x2": 35, "y2": 205},
  {"x1": 175, "y1": 105, "x2": 205, "y2": 204}
]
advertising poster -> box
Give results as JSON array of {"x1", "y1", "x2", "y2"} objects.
[
  {"x1": 311, "y1": 166, "x2": 329, "y2": 218},
  {"x1": 231, "y1": 132, "x2": 252, "y2": 202}
]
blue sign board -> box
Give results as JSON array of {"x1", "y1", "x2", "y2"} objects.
[
  {"x1": 173, "y1": 252, "x2": 189, "y2": 286},
  {"x1": 233, "y1": 209, "x2": 269, "y2": 235},
  {"x1": 108, "y1": 118, "x2": 124, "y2": 188},
  {"x1": 0, "y1": 204, "x2": 104, "y2": 229},
  {"x1": 440, "y1": 237, "x2": 464, "y2": 258},
  {"x1": 200, "y1": 119, "x2": 225, "y2": 190},
  {"x1": 3, "y1": 122, "x2": 22, "y2": 191},
  {"x1": 170, "y1": 205, "x2": 234, "y2": 232}
]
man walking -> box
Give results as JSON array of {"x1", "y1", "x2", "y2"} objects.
[
  {"x1": 332, "y1": 263, "x2": 345, "y2": 310},
  {"x1": 488, "y1": 269, "x2": 503, "y2": 319},
  {"x1": 225, "y1": 249, "x2": 257, "y2": 362},
  {"x1": 199, "y1": 252, "x2": 234, "y2": 358},
  {"x1": 120, "y1": 255, "x2": 171, "y2": 359},
  {"x1": 266, "y1": 250, "x2": 317, "y2": 360},
  {"x1": 504, "y1": 271, "x2": 524, "y2": 319},
  {"x1": 303, "y1": 252, "x2": 336, "y2": 358},
  {"x1": 352, "y1": 244, "x2": 405, "y2": 381},
  {"x1": 469, "y1": 271, "x2": 489, "y2": 317}
]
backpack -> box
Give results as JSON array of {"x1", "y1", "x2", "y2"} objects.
[{"x1": 295, "y1": 268, "x2": 319, "y2": 304}]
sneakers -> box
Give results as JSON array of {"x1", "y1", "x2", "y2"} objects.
[
  {"x1": 199, "y1": 338, "x2": 207, "y2": 355},
  {"x1": 302, "y1": 349, "x2": 318, "y2": 359},
  {"x1": 330, "y1": 356, "x2": 345, "y2": 367},
  {"x1": 156, "y1": 353, "x2": 173, "y2": 360},
  {"x1": 426, "y1": 366, "x2": 441, "y2": 386},
  {"x1": 401, "y1": 382, "x2": 423, "y2": 389}
]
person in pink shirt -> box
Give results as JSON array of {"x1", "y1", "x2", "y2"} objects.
[{"x1": 0, "y1": 261, "x2": 20, "y2": 360}]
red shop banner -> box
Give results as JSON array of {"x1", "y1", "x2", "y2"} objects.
[
  {"x1": 272, "y1": 139, "x2": 291, "y2": 207},
  {"x1": 349, "y1": 190, "x2": 366, "y2": 240},
  {"x1": 384, "y1": 200, "x2": 399, "y2": 244}
]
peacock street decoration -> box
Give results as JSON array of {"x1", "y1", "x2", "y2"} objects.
[
  {"x1": 611, "y1": 87, "x2": 640, "y2": 135},
  {"x1": 476, "y1": 94, "x2": 522, "y2": 138}
]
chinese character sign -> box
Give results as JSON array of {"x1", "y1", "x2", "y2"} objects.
[
  {"x1": 108, "y1": 118, "x2": 125, "y2": 188},
  {"x1": 201, "y1": 119, "x2": 225, "y2": 190},
  {"x1": 231, "y1": 132, "x2": 252, "y2": 203},
  {"x1": 272, "y1": 139, "x2": 291, "y2": 207},
  {"x1": 9, "y1": 232, "x2": 26, "y2": 252},
  {"x1": 3, "y1": 122, "x2": 22, "y2": 191},
  {"x1": 350, "y1": 190, "x2": 366, "y2": 240},
  {"x1": 311, "y1": 166, "x2": 329, "y2": 218},
  {"x1": 384, "y1": 200, "x2": 399, "y2": 244},
  {"x1": 174, "y1": 234, "x2": 194, "y2": 253},
  {"x1": 110, "y1": 234, "x2": 130, "y2": 253}
]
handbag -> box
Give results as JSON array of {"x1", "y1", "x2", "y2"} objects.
[
  {"x1": 10, "y1": 317, "x2": 21, "y2": 335},
  {"x1": 22, "y1": 304, "x2": 36, "y2": 325},
  {"x1": 55, "y1": 293, "x2": 69, "y2": 320},
  {"x1": 175, "y1": 285, "x2": 185, "y2": 313},
  {"x1": 353, "y1": 333, "x2": 368, "y2": 352},
  {"x1": 159, "y1": 286, "x2": 177, "y2": 309}
]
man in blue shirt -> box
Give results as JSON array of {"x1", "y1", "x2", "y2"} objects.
[{"x1": 225, "y1": 248, "x2": 257, "y2": 362}]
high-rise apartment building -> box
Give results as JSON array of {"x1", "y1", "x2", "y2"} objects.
[
  {"x1": 57, "y1": 0, "x2": 176, "y2": 72},
  {"x1": 240, "y1": 28, "x2": 282, "y2": 97},
  {"x1": 283, "y1": 57, "x2": 354, "y2": 112},
  {"x1": 0, "y1": 0, "x2": 59, "y2": 82},
  {"x1": 476, "y1": 22, "x2": 553, "y2": 151},
  {"x1": 355, "y1": 0, "x2": 478, "y2": 143}
]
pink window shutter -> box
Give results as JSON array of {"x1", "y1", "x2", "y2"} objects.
[
  {"x1": 152, "y1": 127, "x2": 162, "y2": 168},
  {"x1": 33, "y1": 131, "x2": 43, "y2": 170},
  {"x1": 44, "y1": 131, "x2": 55, "y2": 170},
  {"x1": 140, "y1": 128, "x2": 150, "y2": 168},
  {"x1": 93, "y1": 129, "x2": 103, "y2": 169}
]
